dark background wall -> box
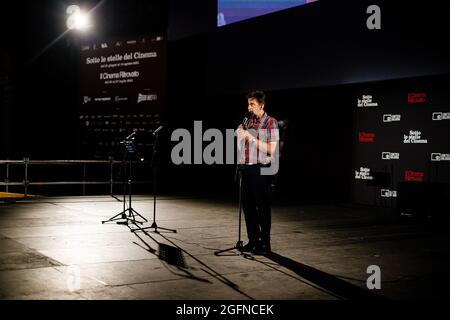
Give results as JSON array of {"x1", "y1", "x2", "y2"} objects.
[{"x1": 168, "y1": 0, "x2": 450, "y2": 95}]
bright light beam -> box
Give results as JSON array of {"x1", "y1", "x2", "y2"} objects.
[
  {"x1": 66, "y1": 5, "x2": 91, "y2": 31},
  {"x1": 26, "y1": 1, "x2": 106, "y2": 66}
]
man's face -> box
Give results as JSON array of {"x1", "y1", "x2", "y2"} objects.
[{"x1": 247, "y1": 98, "x2": 264, "y2": 116}]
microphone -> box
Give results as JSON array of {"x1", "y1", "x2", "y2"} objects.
[
  {"x1": 153, "y1": 125, "x2": 164, "y2": 136},
  {"x1": 242, "y1": 112, "x2": 251, "y2": 129}
]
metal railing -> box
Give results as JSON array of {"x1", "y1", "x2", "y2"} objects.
[{"x1": 0, "y1": 159, "x2": 151, "y2": 197}]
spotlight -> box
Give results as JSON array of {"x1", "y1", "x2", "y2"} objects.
[{"x1": 66, "y1": 5, "x2": 91, "y2": 31}]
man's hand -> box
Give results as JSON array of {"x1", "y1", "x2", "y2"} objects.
[{"x1": 236, "y1": 127, "x2": 252, "y2": 142}]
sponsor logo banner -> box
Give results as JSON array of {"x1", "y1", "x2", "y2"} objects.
[
  {"x1": 382, "y1": 152, "x2": 400, "y2": 160},
  {"x1": 383, "y1": 114, "x2": 401, "y2": 122},
  {"x1": 431, "y1": 153, "x2": 450, "y2": 161},
  {"x1": 359, "y1": 132, "x2": 375, "y2": 143},
  {"x1": 408, "y1": 92, "x2": 427, "y2": 104},
  {"x1": 355, "y1": 167, "x2": 374, "y2": 180},
  {"x1": 357, "y1": 95, "x2": 378, "y2": 108},
  {"x1": 137, "y1": 93, "x2": 158, "y2": 103},
  {"x1": 403, "y1": 130, "x2": 428, "y2": 144},
  {"x1": 115, "y1": 96, "x2": 128, "y2": 103},
  {"x1": 381, "y1": 189, "x2": 397, "y2": 198},
  {"x1": 404, "y1": 170, "x2": 424, "y2": 182},
  {"x1": 432, "y1": 112, "x2": 450, "y2": 121}
]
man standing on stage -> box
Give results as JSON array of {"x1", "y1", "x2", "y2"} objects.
[{"x1": 237, "y1": 90, "x2": 279, "y2": 255}]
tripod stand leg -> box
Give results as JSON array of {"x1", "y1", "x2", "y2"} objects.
[
  {"x1": 133, "y1": 221, "x2": 176, "y2": 233},
  {"x1": 214, "y1": 247, "x2": 237, "y2": 256},
  {"x1": 214, "y1": 241, "x2": 244, "y2": 256},
  {"x1": 102, "y1": 210, "x2": 127, "y2": 224},
  {"x1": 130, "y1": 208, "x2": 148, "y2": 223},
  {"x1": 123, "y1": 208, "x2": 145, "y2": 225},
  {"x1": 154, "y1": 226, "x2": 177, "y2": 233}
]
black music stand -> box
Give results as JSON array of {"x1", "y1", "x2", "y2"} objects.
[
  {"x1": 132, "y1": 126, "x2": 176, "y2": 234},
  {"x1": 102, "y1": 132, "x2": 148, "y2": 225}
]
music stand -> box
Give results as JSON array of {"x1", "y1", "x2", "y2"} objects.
[
  {"x1": 102, "y1": 132, "x2": 148, "y2": 225},
  {"x1": 132, "y1": 126, "x2": 176, "y2": 234}
]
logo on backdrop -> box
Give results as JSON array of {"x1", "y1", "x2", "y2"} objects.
[
  {"x1": 355, "y1": 167, "x2": 374, "y2": 180},
  {"x1": 94, "y1": 97, "x2": 111, "y2": 103},
  {"x1": 382, "y1": 152, "x2": 400, "y2": 160},
  {"x1": 82, "y1": 96, "x2": 91, "y2": 104},
  {"x1": 432, "y1": 112, "x2": 450, "y2": 121},
  {"x1": 403, "y1": 130, "x2": 428, "y2": 144},
  {"x1": 404, "y1": 170, "x2": 425, "y2": 182},
  {"x1": 383, "y1": 114, "x2": 401, "y2": 122},
  {"x1": 381, "y1": 189, "x2": 397, "y2": 198},
  {"x1": 407, "y1": 92, "x2": 427, "y2": 104},
  {"x1": 357, "y1": 95, "x2": 379, "y2": 107},
  {"x1": 137, "y1": 93, "x2": 158, "y2": 103},
  {"x1": 115, "y1": 96, "x2": 128, "y2": 103},
  {"x1": 359, "y1": 132, "x2": 375, "y2": 143},
  {"x1": 431, "y1": 153, "x2": 450, "y2": 161}
]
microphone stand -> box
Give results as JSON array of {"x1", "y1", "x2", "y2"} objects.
[
  {"x1": 214, "y1": 163, "x2": 245, "y2": 255},
  {"x1": 214, "y1": 118, "x2": 250, "y2": 256}
]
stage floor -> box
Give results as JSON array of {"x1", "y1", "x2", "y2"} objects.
[{"x1": 0, "y1": 196, "x2": 448, "y2": 300}]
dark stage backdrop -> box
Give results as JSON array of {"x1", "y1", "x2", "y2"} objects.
[
  {"x1": 352, "y1": 74, "x2": 450, "y2": 213},
  {"x1": 78, "y1": 34, "x2": 167, "y2": 159}
]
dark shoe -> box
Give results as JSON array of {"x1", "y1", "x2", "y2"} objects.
[
  {"x1": 253, "y1": 242, "x2": 271, "y2": 255},
  {"x1": 241, "y1": 242, "x2": 257, "y2": 252}
]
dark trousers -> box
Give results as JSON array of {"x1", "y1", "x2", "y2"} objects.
[{"x1": 241, "y1": 164, "x2": 272, "y2": 245}]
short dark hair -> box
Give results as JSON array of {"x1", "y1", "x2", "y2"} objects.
[{"x1": 247, "y1": 90, "x2": 266, "y2": 105}]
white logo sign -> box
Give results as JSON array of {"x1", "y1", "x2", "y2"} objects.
[
  {"x1": 138, "y1": 93, "x2": 157, "y2": 103},
  {"x1": 382, "y1": 152, "x2": 400, "y2": 160},
  {"x1": 404, "y1": 130, "x2": 428, "y2": 144},
  {"x1": 431, "y1": 153, "x2": 450, "y2": 161},
  {"x1": 381, "y1": 189, "x2": 397, "y2": 198},
  {"x1": 432, "y1": 112, "x2": 450, "y2": 121},
  {"x1": 355, "y1": 167, "x2": 374, "y2": 180},
  {"x1": 357, "y1": 95, "x2": 379, "y2": 107},
  {"x1": 383, "y1": 114, "x2": 401, "y2": 122}
]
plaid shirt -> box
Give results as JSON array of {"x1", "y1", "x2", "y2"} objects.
[{"x1": 239, "y1": 113, "x2": 279, "y2": 165}]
